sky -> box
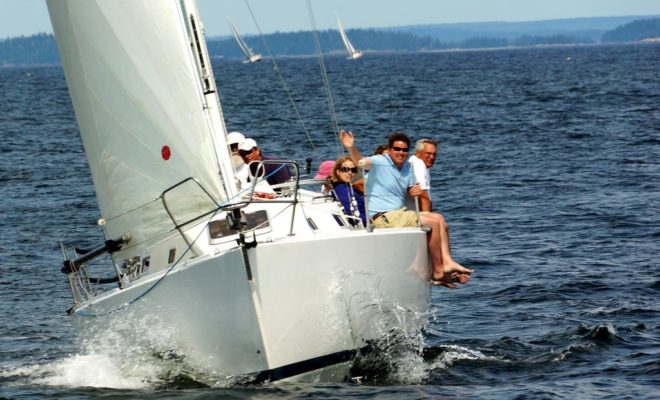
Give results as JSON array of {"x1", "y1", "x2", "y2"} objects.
[{"x1": 1, "y1": 0, "x2": 660, "y2": 38}]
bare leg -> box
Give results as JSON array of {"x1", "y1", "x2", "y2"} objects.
[{"x1": 419, "y1": 212, "x2": 473, "y2": 288}]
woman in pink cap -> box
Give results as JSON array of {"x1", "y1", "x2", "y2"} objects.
[{"x1": 314, "y1": 160, "x2": 335, "y2": 194}]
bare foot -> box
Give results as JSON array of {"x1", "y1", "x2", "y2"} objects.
[{"x1": 431, "y1": 262, "x2": 473, "y2": 288}]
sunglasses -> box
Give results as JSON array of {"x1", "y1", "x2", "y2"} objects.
[
  {"x1": 239, "y1": 147, "x2": 257, "y2": 157},
  {"x1": 338, "y1": 167, "x2": 358, "y2": 173},
  {"x1": 391, "y1": 146, "x2": 409, "y2": 153}
]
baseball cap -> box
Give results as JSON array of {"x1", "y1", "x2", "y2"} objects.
[
  {"x1": 238, "y1": 138, "x2": 258, "y2": 152},
  {"x1": 314, "y1": 160, "x2": 335, "y2": 180},
  {"x1": 227, "y1": 131, "x2": 245, "y2": 145}
]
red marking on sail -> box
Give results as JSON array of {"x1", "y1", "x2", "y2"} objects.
[{"x1": 161, "y1": 145, "x2": 171, "y2": 160}]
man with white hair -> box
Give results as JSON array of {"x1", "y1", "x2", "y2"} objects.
[{"x1": 407, "y1": 138, "x2": 437, "y2": 212}]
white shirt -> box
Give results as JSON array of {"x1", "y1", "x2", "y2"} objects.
[
  {"x1": 406, "y1": 154, "x2": 431, "y2": 210},
  {"x1": 235, "y1": 162, "x2": 275, "y2": 195},
  {"x1": 409, "y1": 155, "x2": 430, "y2": 190},
  {"x1": 235, "y1": 163, "x2": 249, "y2": 188}
]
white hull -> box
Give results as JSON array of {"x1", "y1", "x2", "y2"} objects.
[
  {"x1": 247, "y1": 53, "x2": 262, "y2": 63},
  {"x1": 348, "y1": 51, "x2": 363, "y2": 60},
  {"x1": 74, "y1": 225, "x2": 430, "y2": 382}
]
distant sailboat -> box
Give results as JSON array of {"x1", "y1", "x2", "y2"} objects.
[
  {"x1": 336, "y1": 15, "x2": 362, "y2": 60},
  {"x1": 227, "y1": 18, "x2": 262, "y2": 63}
]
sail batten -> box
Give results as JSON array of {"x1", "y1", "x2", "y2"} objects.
[{"x1": 47, "y1": 0, "x2": 231, "y2": 254}]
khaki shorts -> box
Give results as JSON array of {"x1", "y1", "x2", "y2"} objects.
[{"x1": 372, "y1": 208, "x2": 418, "y2": 228}]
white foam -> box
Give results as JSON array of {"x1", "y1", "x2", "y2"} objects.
[
  {"x1": 429, "y1": 344, "x2": 494, "y2": 370},
  {"x1": 33, "y1": 354, "x2": 159, "y2": 389},
  {"x1": 0, "y1": 353, "x2": 162, "y2": 389},
  {"x1": 1, "y1": 311, "x2": 201, "y2": 389},
  {"x1": 391, "y1": 351, "x2": 428, "y2": 384}
]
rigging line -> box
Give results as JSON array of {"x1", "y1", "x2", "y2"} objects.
[
  {"x1": 104, "y1": 197, "x2": 161, "y2": 222},
  {"x1": 243, "y1": 0, "x2": 321, "y2": 164},
  {"x1": 61, "y1": 224, "x2": 105, "y2": 247},
  {"x1": 63, "y1": 196, "x2": 161, "y2": 249},
  {"x1": 306, "y1": 0, "x2": 342, "y2": 155}
]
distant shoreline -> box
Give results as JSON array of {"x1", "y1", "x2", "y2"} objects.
[
  {"x1": 2, "y1": 40, "x2": 658, "y2": 68},
  {"x1": 2, "y1": 16, "x2": 658, "y2": 65}
]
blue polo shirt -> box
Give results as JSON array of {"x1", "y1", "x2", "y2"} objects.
[{"x1": 365, "y1": 154, "x2": 413, "y2": 217}]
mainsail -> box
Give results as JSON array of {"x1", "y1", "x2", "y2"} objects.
[
  {"x1": 336, "y1": 15, "x2": 363, "y2": 60},
  {"x1": 227, "y1": 19, "x2": 262, "y2": 63},
  {"x1": 47, "y1": 0, "x2": 235, "y2": 255}
]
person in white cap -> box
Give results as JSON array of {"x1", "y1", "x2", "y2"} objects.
[
  {"x1": 227, "y1": 131, "x2": 245, "y2": 168},
  {"x1": 238, "y1": 138, "x2": 292, "y2": 187}
]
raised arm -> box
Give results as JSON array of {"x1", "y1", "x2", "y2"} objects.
[{"x1": 340, "y1": 130, "x2": 371, "y2": 169}]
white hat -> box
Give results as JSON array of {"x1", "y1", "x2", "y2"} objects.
[
  {"x1": 238, "y1": 138, "x2": 258, "y2": 152},
  {"x1": 227, "y1": 131, "x2": 245, "y2": 145}
]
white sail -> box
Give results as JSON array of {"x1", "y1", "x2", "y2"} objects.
[
  {"x1": 47, "y1": 0, "x2": 234, "y2": 255},
  {"x1": 336, "y1": 15, "x2": 363, "y2": 60},
  {"x1": 227, "y1": 19, "x2": 262, "y2": 63}
]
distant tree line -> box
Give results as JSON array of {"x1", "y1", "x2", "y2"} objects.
[
  {"x1": 601, "y1": 18, "x2": 660, "y2": 42},
  {"x1": 1, "y1": 18, "x2": 658, "y2": 65},
  {"x1": 0, "y1": 33, "x2": 59, "y2": 65},
  {"x1": 206, "y1": 29, "x2": 440, "y2": 58},
  {"x1": 209, "y1": 29, "x2": 595, "y2": 59}
]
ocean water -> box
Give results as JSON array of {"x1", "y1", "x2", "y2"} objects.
[{"x1": 1, "y1": 43, "x2": 659, "y2": 399}]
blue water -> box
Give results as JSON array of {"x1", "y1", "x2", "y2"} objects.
[{"x1": 1, "y1": 43, "x2": 659, "y2": 399}]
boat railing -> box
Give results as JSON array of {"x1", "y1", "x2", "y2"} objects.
[
  {"x1": 161, "y1": 176, "x2": 225, "y2": 249},
  {"x1": 59, "y1": 235, "x2": 130, "y2": 311},
  {"x1": 59, "y1": 161, "x2": 316, "y2": 310},
  {"x1": 240, "y1": 159, "x2": 302, "y2": 237},
  {"x1": 160, "y1": 160, "x2": 305, "y2": 238}
]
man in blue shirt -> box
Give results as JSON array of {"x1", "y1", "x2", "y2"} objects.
[{"x1": 341, "y1": 130, "x2": 472, "y2": 288}]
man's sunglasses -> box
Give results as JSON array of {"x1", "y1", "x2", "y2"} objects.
[
  {"x1": 391, "y1": 146, "x2": 409, "y2": 153},
  {"x1": 239, "y1": 147, "x2": 257, "y2": 157}
]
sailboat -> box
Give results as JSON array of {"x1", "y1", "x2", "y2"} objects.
[
  {"x1": 336, "y1": 15, "x2": 363, "y2": 60},
  {"x1": 47, "y1": 0, "x2": 429, "y2": 383},
  {"x1": 228, "y1": 18, "x2": 262, "y2": 63}
]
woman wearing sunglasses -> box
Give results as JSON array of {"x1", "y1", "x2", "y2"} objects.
[{"x1": 330, "y1": 156, "x2": 366, "y2": 227}]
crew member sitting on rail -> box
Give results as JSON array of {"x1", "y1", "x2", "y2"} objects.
[{"x1": 341, "y1": 129, "x2": 473, "y2": 288}]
